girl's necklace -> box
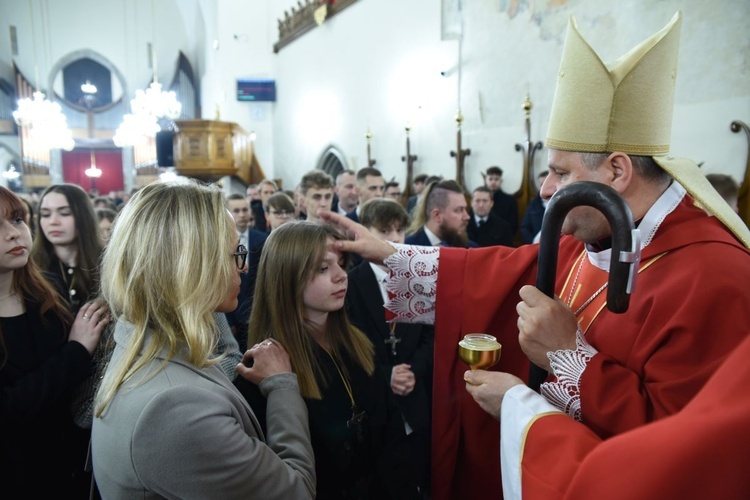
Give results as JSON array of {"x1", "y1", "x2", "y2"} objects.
[{"x1": 321, "y1": 347, "x2": 366, "y2": 442}]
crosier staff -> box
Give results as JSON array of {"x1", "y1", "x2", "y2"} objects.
[{"x1": 530, "y1": 181, "x2": 641, "y2": 391}]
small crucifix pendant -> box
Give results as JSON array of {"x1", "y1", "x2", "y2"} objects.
[
  {"x1": 347, "y1": 406, "x2": 366, "y2": 442},
  {"x1": 384, "y1": 324, "x2": 401, "y2": 356}
]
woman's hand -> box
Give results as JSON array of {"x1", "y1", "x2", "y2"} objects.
[
  {"x1": 236, "y1": 338, "x2": 292, "y2": 385},
  {"x1": 69, "y1": 301, "x2": 109, "y2": 355}
]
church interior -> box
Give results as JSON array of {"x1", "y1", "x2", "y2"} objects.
[{"x1": 0, "y1": 0, "x2": 747, "y2": 213}]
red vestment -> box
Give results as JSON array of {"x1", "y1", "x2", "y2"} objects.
[
  {"x1": 521, "y1": 332, "x2": 750, "y2": 499},
  {"x1": 430, "y1": 196, "x2": 750, "y2": 499}
]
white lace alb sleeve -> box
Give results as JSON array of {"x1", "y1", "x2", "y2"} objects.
[
  {"x1": 540, "y1": 328, "x2": 598, "y2": 422},
  {"x1": 383, "y1": 243, "x2": 439, "y2": 325}
]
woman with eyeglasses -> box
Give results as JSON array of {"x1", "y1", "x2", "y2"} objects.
[
  {"x1": 92, "y1": 181, "x2": 315, "y2": 499},
  {"x1": 0, "y1": 186, "x2": 107, "y2": 496},
  {"x1": 264, "y1": 192, "x2": 296, "y2": 233},
  {"x1": 31, "y1": 184, "x2": 103, "y2": 315}
]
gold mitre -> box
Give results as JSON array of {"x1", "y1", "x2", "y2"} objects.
[
  {"x1": 547, "y1": 13, "x2": 681, "y2": 154},
  {"x1": 547, "y1": 12, "x2": 750, "y2": 249}
]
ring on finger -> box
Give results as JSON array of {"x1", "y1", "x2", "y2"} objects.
[
  {"x1": 83, "y1": 314, "x2": 89, "y2": 319},
  {"x1": 265, "y1": 340, "x2": 274, "y2": 346}
]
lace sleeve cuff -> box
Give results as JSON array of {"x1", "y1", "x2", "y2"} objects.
[
  {"x1": 383, "y1": 243, "x2": 439, "y2": 324},
  {"x1": 540, "y1": 329, "x2": 598, "y2": 422}
]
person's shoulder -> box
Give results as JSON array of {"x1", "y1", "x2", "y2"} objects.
[
  {"x1": 405, "y1": 228, "x2": 428, "y2": 246},
  {"x1": 248, "y1": 228, "x2": 268, "y2": 243}
]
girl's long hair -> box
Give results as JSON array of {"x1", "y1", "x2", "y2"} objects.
[
  {"x1": 248, "y1": 221, "x2": 374, "y2": 399},
  {"x1": 0, "y1": 187, "x2": 72, "y2": 367},
  {"x1": 31, "y1": 184, "x2": 103, "y2": 301},
  {"x1": 95, "y1": 180, "x2": 235, "y2": 416}
]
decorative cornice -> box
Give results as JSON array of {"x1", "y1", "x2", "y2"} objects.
[{"x1": 274, "y1": 0, "x2": 359, "y2": 53}]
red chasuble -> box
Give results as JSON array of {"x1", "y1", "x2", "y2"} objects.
[
  {"x1": 521, "y1": 332, "x2": 750, "y2": 499},
  {"x1": 430, "y1": 196, "x2": 750, "y2": 499}
]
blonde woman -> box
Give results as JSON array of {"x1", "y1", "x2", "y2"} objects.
[
  {"x1": 92, "y1": 181, "x2": 315, "y2": 499},
  {"x1": 244, "y1": 221, "x2": 418, "y2": 499}
]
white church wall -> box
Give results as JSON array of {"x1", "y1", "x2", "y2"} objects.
[{"x1": 269, "y1": 0, "x2": 750, "y2": 191}]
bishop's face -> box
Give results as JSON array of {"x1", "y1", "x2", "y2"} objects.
[{"x1": 541, "y1": 149, "x2": 612, "y2": 244}]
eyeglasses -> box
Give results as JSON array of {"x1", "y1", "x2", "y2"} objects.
[
  {"x1": 270, "y1": 210, "x2": 293, "y2": 217},
  {"x1": 233, "y1": 244, "x2": 248, "y2": 270}
]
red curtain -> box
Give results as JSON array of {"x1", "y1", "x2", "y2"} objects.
[{"x1": 61, "y1": 149, "x2": 124, "y2": 195}]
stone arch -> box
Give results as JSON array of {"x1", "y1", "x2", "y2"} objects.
[{"x1": 316, "y1": 145, "x2": 347, "y2": 179}]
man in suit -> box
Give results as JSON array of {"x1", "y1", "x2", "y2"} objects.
[
  {"x1": 346, "y1": 167, "x2": 385, "y2": 223},
  {"x1": 467, "y1": 186, "x2": 514, "y2": 247},
  {"x1": 333, "y1": 169, "x2": 358, "y2": 215},
  {"x1": 484, "y1": 166, "x2": 519, "y2": 237},
  {"x1": 346, "y1": 197, "x2": 434, "y2": 498},
  {"x1": 226, "y1": 194, "x2": 268, "y2": 349},
  {"x1": 406, "y1": 179, "x2": 476, "y2": 248},
  {"x1": 520, "y1": 171, "x2": 550, "y2": 243},
  {"x1": 406, "y1": 174, "x2": 431, "y2": 214}
]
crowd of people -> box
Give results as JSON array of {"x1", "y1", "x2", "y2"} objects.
[{"x1": 2, "y1": 10, "x2": 749, "y2": 500}]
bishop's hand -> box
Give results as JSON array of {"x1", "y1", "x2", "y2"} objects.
[
  {"x1": 318, "y1": 209, "x2": 396, "y2": 264},
  {"x1": 516, "y1": 285, "x2": 578, "y2": 371}
]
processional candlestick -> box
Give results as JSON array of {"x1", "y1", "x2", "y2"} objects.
[
  {"x1": 514, "y1": 93, "x2": 544, "y2": 223},
  {"x1": 450, "y1": 110, "x2": 471, "y2": 190},
  {"x1": 365, "y1": 129, "x2": 377, "y2": 167},
  {"x1": 401, "y1": 124, "x2": 418, "y2": 199}
]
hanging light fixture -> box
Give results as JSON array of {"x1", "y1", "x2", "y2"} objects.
[
  {"x1": 113, "y1": 112, "x2": 159, "y2": 147},
  {"x1": 2, "y1": 164, "x2": 21, "y2": 181},
  {"x1": 115, "y1": 0, "x2": 181, "y2": 147},
  {"x1": 12, "y1": 1, "x2": 75, "y2": 151},
  {"x1": 84, "y1": 150, "x2": 102, "y2": 179},
  {"x1": 13, "y1": 91, "x2": 75, "y2": 150}
]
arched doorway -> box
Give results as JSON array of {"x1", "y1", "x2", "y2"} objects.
[{"x1": 317, "y1": 146, "x2": 347, "y2": 179}]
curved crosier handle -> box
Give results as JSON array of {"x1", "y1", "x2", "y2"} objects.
[{"x1": 529, "y1": 181, "x2": 641, "y2": 391}]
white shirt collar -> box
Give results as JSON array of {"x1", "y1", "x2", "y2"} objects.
[
  {"x1": 587, "y1": 181, "x2": 686, "y2": 271},
  {"x1": 369, "y1": 262, "x2": 389, "y2": 303},
  {"x1": 424, "y1": 226, "x2": 443, "y2": 246},
  {"x1": 475, "y1": 214, "x2": 488, "y2": 224}
]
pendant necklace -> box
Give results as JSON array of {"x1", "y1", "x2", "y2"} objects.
[
  {"x1": 566, "y1": 253, "x2": 608, "y2": 317},
  {"x1": 322, "y1": 347, "x2": 365, "y2": 442},
  {"x1": 384, "y1": 322, "x2": 401, "y2": 356}
]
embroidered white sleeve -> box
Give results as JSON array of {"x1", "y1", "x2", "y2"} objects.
[
  {"x1": 383, "y1": 244, "x2": 439, "y2": 325},
  {"x1": 540, "y1": 329, "x2": 598, "y2": 422}
]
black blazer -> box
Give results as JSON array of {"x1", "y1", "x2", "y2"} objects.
[
  {"x1": 0, "y1": 299, "x2": 93, "y2": 495},
  {"x1": 467, "y1": 212, "x2": 514, "y2": 247},
  {"x1": 520, "y1": 195, "x2": 545, "y2": 244},
  {"x1": 346, "y1": 262, "x2": 433, "y2": 432},
  {"x1": 491, "y1": 189, "x2": 519, "y2": 236}
]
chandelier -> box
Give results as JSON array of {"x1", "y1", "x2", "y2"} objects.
[
  {"x1": 13, "y1": 91, "x2": 75, "y2": 151},
  {"x1": 113, "y1": 112, "x2": 160, "y2": 147},
  {"x1": 131, "y1": 81, "x2": 182, "y2": 120},
  {"x1": 2, "y1": 165, "x2": 20, "y2": 180}
]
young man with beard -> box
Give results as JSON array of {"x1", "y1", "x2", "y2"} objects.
[{"x1": 405, "y1": 179, "x2": 477, "y2": 248}]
